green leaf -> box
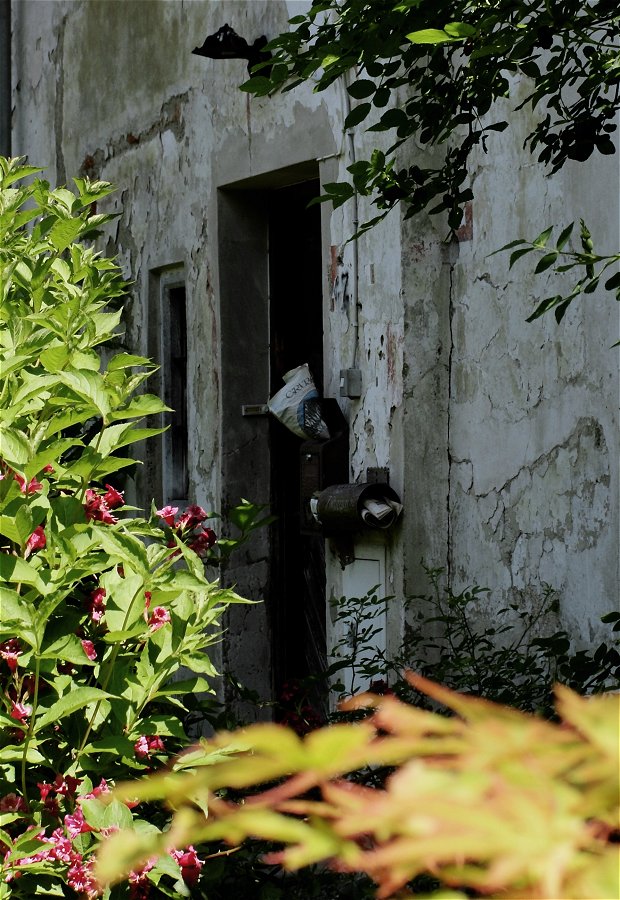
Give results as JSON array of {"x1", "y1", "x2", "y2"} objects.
[
  {"x1": 489, "y1": 239, "x2": 525, "y2": 255},
  {"x1": 107, "y1": 353, "x2": 152, "y2": 371},
  {"x1": 14, "y1": 504, "x2": 34, "y2": 545},
  {"x1": 97, "y1": 529, "x2": 149, "y2": 574},
  {"x1": 38, "y1": 345, "x2": 70, "y2": 373},
  {"x1": 534, "y1": 251, "x2": 559, "y2": 273},
  {"x1": 346, "y1": 80, "x2": 376, "y2": 99},
  {"x1": 0, "y1": 425, "x2": 31, "y2": 466},
  {"x1": 90, "y1": 423, "x2": 166, "y2": 458},
  {"x1": 103, "y1": 624, "x2": 147, "y2": 643},
  {"x1": 34, "y1": 687, "x2": 115, "y2": 732},
  {"x1": 0, "y1": 587, "x2": 38, "y2": 644},
  {"x1": 0, "y1": 554, "x2": 46, "y2": 591},
  {"x1": 80, "y1": 735, "x2": 136, "y2": 756},
  {"x1": 369, "y1": 108, "x2": 409, "y2": 131},
  {"x1": 0, "y1": 744, "x2": 47, "y2": 764},
  {"x1": 48, "y1": 217, "x2": 83, "y2": 252},
  {"x1": 532, "y1": 226, "x2": 553, "y2": 249},
  {"x1": 406, "y1": 29, "x2": 456, "y2": 44},
  {"x1": 80, "y1": 798, "x2": 108, "y2": 830},
  {"x1": 344, "y1": 103, "x2": 372, "y2": 129},
  {"x1": 56, "y1": 370, "x2": 110, "y2": 419},
  {"x1": 321, "y1": 54, "x2": 340, "y2": 69},
  {"x1": 556, "y1": 222, "x2": 575, "y2": 251},
  {"x1": 156, "y1": 676, "x2": 211, "y2": 696},
  {"x1": 444, "y1": 22, "x2": 476, "y2": 38},
  {"x1": 239, "y1": 76, "x2": 273, "y2": 96},
  {"x1": 509, "y1": 247, "x2": 534, "y2": 268},
  {"x1": 108, "y1": 394, "x2": 171, "y2": 422},
  {"x1": 102, "y1": 799, "x2": 134, "y2": 831},
  {"x1": 40, "y1": 633, "x2": 95, "y2": 665},
  {"x1": 0, "y1": 514, "x2": 22, "y2": 545},
  {"x1": 604, "y1": 271, "x2": 620, "y2": 290}
]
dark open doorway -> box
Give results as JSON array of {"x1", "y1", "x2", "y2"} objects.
[
  {"x1": 218, "y1": 167, "x2": 326, "y2": 717},
  {"x1": 268, "y1": 180, "x2": 326, "y2": 703}
]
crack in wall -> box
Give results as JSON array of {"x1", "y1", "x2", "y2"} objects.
[
  {"x1": 78, "y1": 90, "x2": 190, "y2": 179},
  {"x1": 452, "y1": 416, "x2": 610, "y2": 590}
]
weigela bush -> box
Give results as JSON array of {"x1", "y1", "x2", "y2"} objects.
[{"x1": 0, "y1": 157, "x2": 248, "y2": 897}]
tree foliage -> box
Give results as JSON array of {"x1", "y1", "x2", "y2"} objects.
[{"x1": 243, "y1": 0, "x2": 620, "y2": 320}]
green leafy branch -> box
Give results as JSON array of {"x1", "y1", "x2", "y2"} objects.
[{"x1": 494, "y1": 219, "x2": 620, "y2": 327}]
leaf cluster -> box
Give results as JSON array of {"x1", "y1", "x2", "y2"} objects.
[
  {"x1": 97, "y1": 676, "x2": 620, "y2": 900},
  {"x1": 327, "y1": 566, "x2": 619, "y2": 719},
  {"x1": 494, "y1": 219, "x2": 620, "y2": 327},
  {"x1": 243, "y1": 1, "x2": 618, "y2": 235}
]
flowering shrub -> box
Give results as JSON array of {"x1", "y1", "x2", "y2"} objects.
[{"x1": 0, "y1": 156, "x2": 250, "y2": 897}]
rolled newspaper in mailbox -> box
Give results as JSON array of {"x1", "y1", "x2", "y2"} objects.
[{"x1": 313, "y1": 483, "x2": 402, "y2": 532}]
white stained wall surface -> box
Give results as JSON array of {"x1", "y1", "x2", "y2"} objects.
[{"x1": 10, "y1": 0, "x2": 619, "y2": 689}]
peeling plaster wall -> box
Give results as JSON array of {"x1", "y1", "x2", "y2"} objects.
[
  {"x1": 402, "y1": 83, "x2": 619, "y2": 641},
  {"x1": 11, "y1": 0, "x2": 619, "y2": 680}
]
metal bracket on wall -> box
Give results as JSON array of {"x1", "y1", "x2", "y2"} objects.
[
  {"x1": 367, "y1": 467, "x2": 389, "y2": 484},
  {"x1": 241, "y1": 404, "x2": 268, "y2": 416}
]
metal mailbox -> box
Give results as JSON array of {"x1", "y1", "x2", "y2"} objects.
[{"x1": 314, "y1": 482, "x2": 402, "y2": 534}]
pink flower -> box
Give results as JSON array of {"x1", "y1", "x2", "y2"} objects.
[
  {"x1": 24, "y1": 525, "x2": 46, "y2": 558},
  {"x1": 52, "y1": 773, "x2": 81, "y2": 797},
  {"x1": 14, "y1": 473, "x2": 42, "y2": 494},
  {"x1": 175, "y1": 504, "x2": 208, "y2": 532},
  {"x1": 170, "y1": 846, "x2": 202, "y2": 887},
  {"x1": 103, "y1": 484, "x2": 124, "y2": 509},
  {"x1": 156, "y1": 505, "x2": 178, "y2": 526},
  {"x1": 10, "y1": 701, "x2": 32, "y2": 724},
  {"x1": 129, "y1": 856, "x2": 156, "y2": 881},
  {"x1": 37, "y1": 781, "x2": 61, "y2": 816},
  {"x1": 79, "y1": 778, "x2": 109, "y2": 802},
  {"x1": 84, "y1": 489, "x2": 117, "y2": 525},
  {"x1": 0, "y1": 793, "x2": 27, "y2": 813},
  {"x1": 0, "y1": 638, "x2": 21, "y2": 672},
  {"x1": 43, "y1": 828, "x2": 76, "y2": 864},
  {"x1": 188, "y1": 527, "x2": 217, "y2": 558},
  {"x1": 42, "y1": 464, "x2": 55, "y2": 474},
  {"x1": 87, "y1": 587, "x2": 106, "y2": 623},
  {"x1": 64, "y1": 807, "x2": 94, "y2": 839},
  {"x1": 147, "y1": 606, "x2": 170, "y2": 632},
  {"x1": 66, "y1": 855, "x2": 99, "y2": 897},
  {"x1": 37, "y1": 782, "x2": 54, "y2": 802},
  {"x1": 81, "y1": 640, "x2": 97, "y2": 661},
  {"x1": 129, "y1": 857, "x2": 157, "y2": 899},
  {"x1": 92, "y1": 778, "x2": 110, "y2": 798},
  {"x1": 134, "y1": 735, "x2": 165, "y2": 760}
]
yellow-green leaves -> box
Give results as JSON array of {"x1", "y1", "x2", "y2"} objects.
[
  {"x1": 97, "y1": 678, "x2": 620, "y2": 899},
  {"x1": 405, "y1": 24, "x2": 474, "y2": 45}
]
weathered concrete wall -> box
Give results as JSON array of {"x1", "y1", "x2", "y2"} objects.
[
  {"x1": 11, "y1": 0, "x2": 619, "y2": 690},
  {"x1": 400, "y1": 82, "x2": 619, "y2": 641}
]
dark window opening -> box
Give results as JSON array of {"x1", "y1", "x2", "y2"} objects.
[{"x1": 165, "y1": 283, "x2": 188, "y2": 503}]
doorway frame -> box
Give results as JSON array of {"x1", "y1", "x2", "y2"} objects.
[{"x1": 216, "y1": 161, "x2": 334, "y2": 716}]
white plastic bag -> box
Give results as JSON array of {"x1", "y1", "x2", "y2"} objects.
[{"x1": 267, "y1": 364, "x2": 330, "y2": 440}]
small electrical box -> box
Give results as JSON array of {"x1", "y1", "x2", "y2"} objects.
[{"x1": 339, "y1": 368, "x2": 362, "y2": 399}]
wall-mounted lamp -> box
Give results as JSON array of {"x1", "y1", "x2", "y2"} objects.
[{"x1": 192, "y1": 24, "x2": 271, "y2": 76}]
